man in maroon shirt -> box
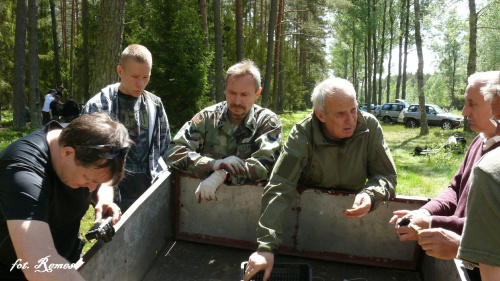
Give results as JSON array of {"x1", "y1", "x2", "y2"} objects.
[{"x1": 390, "y1": 71, "x2": 500, "y2": 260}]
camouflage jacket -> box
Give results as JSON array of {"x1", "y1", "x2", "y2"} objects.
[
  {"x1": 167, "y1": 102, "x2": 282, "y2": 185},
  {"x1": 81, "y1": 83, "x2": 171, "y2": 183},
  {"x1": 256, "y1": 111, "x2": 397, "y2": 252}
]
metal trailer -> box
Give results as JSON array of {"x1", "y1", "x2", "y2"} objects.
[{"x1": 76, "y1": 171, "x2": 471, "y2": 281}]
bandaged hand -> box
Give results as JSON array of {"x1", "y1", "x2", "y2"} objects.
[
  {"x1": 212, "y1": 156, "x2": 246, "y2": 175},
  {"x1": 195, "y1": 170, "x2": 225, "y2": 203}
]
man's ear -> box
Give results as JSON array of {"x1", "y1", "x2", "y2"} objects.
[
  {"x1": 256, "y1": 88, "x2": 262, "y2": 97},
  {"x1": 60, "y1": 146, "x2": 76, "y2": 159},
  {"x1": 315, "y1": 109, "x2": 326, "y2": 123},
  {"x1": 117, "y1": 65, "x2": 123, "y2": 78}
]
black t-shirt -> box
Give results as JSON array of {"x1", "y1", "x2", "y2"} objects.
[
  {"x1": 49, "y1": 101, "x2": 60, "y2": 116},
  {"x1": 63, "y1": 100, "x2": 80, "y2": 116},
  {"x1": 0, "y1": 122, "x2": 91, "y2": 278},
  {"x1": 116, "y1": 90, "x2": 151, "y2": 203}
]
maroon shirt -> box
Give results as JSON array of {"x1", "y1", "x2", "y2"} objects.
[{"x1": 422, "y1": 135, "x2": 500, "y2": 234}]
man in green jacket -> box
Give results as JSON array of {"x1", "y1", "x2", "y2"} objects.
[
  {"x1": 244, "y1": 77, "x2": 397, "y2": 281},
  {"x1": 167, "y1": 60, "x2": 282, "y2": 203}
]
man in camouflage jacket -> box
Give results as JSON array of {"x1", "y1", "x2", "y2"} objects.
[{"x1": 167, "y1": 60, "x2": 282, "y2": 202}]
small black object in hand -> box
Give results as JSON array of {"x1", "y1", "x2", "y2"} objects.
[
  {"x1": 85, "y1": 217, "x2": 115, "y2": 243},
  {"x1": 398, "y1": 217, "x2": 411, "y2": 227}
]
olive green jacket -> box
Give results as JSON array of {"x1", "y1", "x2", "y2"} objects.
[
  {"x1": 167, "y1": 102, "x2": 282, "y2": 185},
  {"x1": 257, "y1": 111, "x2": 397, "y2": 252}
]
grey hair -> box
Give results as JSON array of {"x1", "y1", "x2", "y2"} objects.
[
  {"x1": 311, "y1": 77, "x2": 357, "y2": 114},
  {"x1": 482, "y1": 73, "x2": 500, "y2": 101},
  {"x1": 225, "y1": 60, "x2": 261, "y2": 92},
  {"x1": 467, "y1": 71, "x2": 500, "y2": 96}
]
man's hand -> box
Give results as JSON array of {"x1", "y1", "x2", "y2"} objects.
[
  {"x1": 94, "y1": 201, "x2": 121, "y2": 225},
  {"x1": 343, "y1": 193, "x2": 371, "y2": 218},
  {"x1": 417, "y1": 228, "x2": 460, "y2": 260},
  {"x1": 390, "y1": 209, "x2": 431, "y2": 241},
  {"x1": 244, "y1": 251, "x2": 274, "y2": 281},
  {"x1": 195, "y1": 170, "x2": 225, "y2": 203},
  {"x1": 212, "y1": 156, "x2": 246, "y2": 175}
]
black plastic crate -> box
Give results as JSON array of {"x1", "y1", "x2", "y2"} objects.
[{"x1": 240, "y1": 262, "x2": 312, "y2": 281}]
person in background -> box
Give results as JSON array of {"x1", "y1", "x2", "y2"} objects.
[
  {"x1": 56, "y1": 86, "x2": 65, "y2": 101},
  {"x1": 63, "y1": 95, "x2": 80, "y2": 123},
  {"x1": 244, "y1": 77, "x2": 397, "y2": 281},
  {"x1": 42, "y1": 89, "x2": 56, "y2": 125},
  {"x1": 0, "y1": 113, "x2": 131, "y2": 280},
  {"x1": 49, "y1": 95, "x2": 62, "y2": 122},
  {"x1": 167, "y1": 60, "x2": 282, "y2": 203},
  {"x1": 82, "y1": 44, "x2": 170, "y2": 212}
]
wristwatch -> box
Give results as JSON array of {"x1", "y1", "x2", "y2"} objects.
[
  {"x1": 221, "y1": 168, "x2": 231, "y2": 183},
  {"x1": 461, "y1": 259, "x2": 478, "y2": 270}
]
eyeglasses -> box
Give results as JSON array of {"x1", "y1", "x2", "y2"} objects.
[
  {"x1": 490, "y1": 117, "x2": 500, "y2": 128},
  {"x1": 73, "y1": 145, "x2": 129, "y2": 159}
]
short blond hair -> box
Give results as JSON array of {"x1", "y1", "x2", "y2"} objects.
[
  {"x1": 120, "y1": 44, "x2": 153, "y2": 69},
  {"x1": 225, "y1": 60, "x2": 261, "y2": 92}
]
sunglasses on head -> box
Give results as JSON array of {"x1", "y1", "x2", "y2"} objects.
[
  {"x1": 73, "y1": 145, "x2": 129, "y2": 159},
  {"x1": 490, "y1": 117, "x2": 500, "y2": 128}
]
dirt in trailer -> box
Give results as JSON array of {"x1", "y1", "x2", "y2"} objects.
[{"x1": 142, "y1": 240, "x2": 422, "y2": 281}]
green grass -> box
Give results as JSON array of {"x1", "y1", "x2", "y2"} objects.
[{"x1": 382, "y1": 124, "x2": 475, "y2": 198}]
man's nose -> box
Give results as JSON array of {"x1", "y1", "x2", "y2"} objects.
[
  {"x1": 461, "y1": 106, "x2": 469, "y2": 116},
  {"x1": 87, "y1": 182, "x2": 98, "y2": 192}
]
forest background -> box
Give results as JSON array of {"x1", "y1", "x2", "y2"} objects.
[{"x1": 1, "y1": 0, "x2": 500, "y2": 132}]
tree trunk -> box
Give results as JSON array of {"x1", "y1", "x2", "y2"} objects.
[
  {"x1": 395, "y1": 0, "x2": 405, "y2": 99},
  {"x1": 371, "y1": 0, "x2": 377, "y2": 110},
  {"x1": 278, "y1": 38, "x2": 284, "y2": 113},
  {"x1": 378, "y1": 0, "x2": 387, "y2": 106},
  {"x1": 49, "y1": 0, "x2": 62, "y2": 88},
  {"x1": 199, "y1": 0, "x2": 214, "y2": 101},
  {"x1": 69, "y1": 0, "x2": 75, "y2": 100},
  {"x1": 386, "y1": 0, "x2": 394, "y2": 103},
  {"x1": 402, "y1": 0, "x2": 410, "y2": 100},
  {"x1": 364, "y1": 39, "x2": 369, "y2": 105},
  {"x1": 236, "y1": 0, "x2": 244, "y2": 62},
  {"x1": 272, "y1": 0, "x2": 284, "y2": 112},
  {"x1": 261, "y1": 0, "x2": 278, "y2": 107},
  {"x1": 352, "y1": 32, "x2": 358, "y2": 94},
  {"x1": 213, "y1": 0, "x2": 224, "y2": 102},
  {"x1": 61, "y1": 0, "x2": 67, "y2": 60},
  {"x1": 414, "y1": 0, "x2": 428, "y2": 135},
  {"x1": 82, "y1": 0, "x2": 89, "y2": 101},
  {"x1": 366, "y1": 0, "x2": 372, "y2": 108},
  {"x1": 13, "y1": 0, "x2": 27, "y2": 130},
  {"x1": 139, "y1": 0, "x2": 147, "y2": 29},
  {"x1": 90, "y1": 0, "x2": 125, "y2": 95},
  {"x1": 467, "y1": 0, "x2": 477, "y2": 79},
  {"x1": 28, "y1": 0, "x2": 41, "y2": 128}
]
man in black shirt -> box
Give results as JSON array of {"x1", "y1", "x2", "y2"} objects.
[
  {"x1": 0, "y1": 113, "x2": 132, "y2": 280},
  {"x1": 63, "y1": 95, "x2": 80, "y2": 123},
  {"x1": 49, "y1": 95, "x2": 62, "y2": 122}
]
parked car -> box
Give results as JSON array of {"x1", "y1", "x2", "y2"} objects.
[
  {"x1": 373, "y1": 105, "x2": 382, "y2": 118},
  {"x1": 403, "y1": 104, "x2": 463, "y2": 129},
  {"x1": 378, "y1": 102, "x2": 406, "y2": 124}
]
